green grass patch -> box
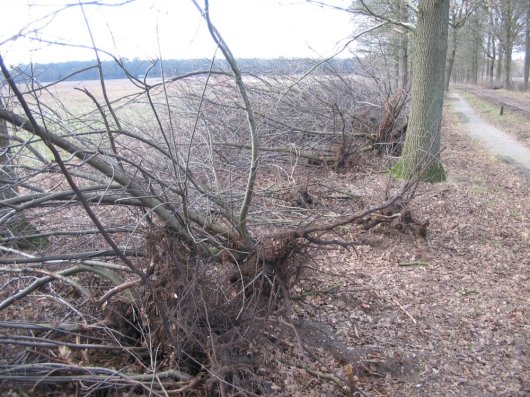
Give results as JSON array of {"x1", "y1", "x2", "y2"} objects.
[{"x1": 390, "y1": 159, "x2": 447, "y2": 183}]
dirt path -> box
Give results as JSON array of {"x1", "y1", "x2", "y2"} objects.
[
  {"x1": 459, "y1": 86, "x2": 530, "y2": 118},
  {"x1": 449, "y1": 93, "x2": 530, "y2": 178}
]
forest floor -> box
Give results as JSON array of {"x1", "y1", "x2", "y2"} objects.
[
  {"x1": 2, "y1": 84, "x2": 529, "y2": 397},
  {"x1": 267, "y1": 98, "x2": 530, "y2": 396}
]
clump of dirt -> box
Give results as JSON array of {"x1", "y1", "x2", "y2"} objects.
[{"x1": 101, "y1": 225, "x2": 311, "y2": 395}]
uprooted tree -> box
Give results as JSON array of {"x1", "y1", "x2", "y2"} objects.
[{"x1": 0, "y1": 1, "x2": 429, "y2": 395}]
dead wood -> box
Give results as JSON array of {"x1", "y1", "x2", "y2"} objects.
[
  {"x1": 292, "y1": 188, "x2": 314, "y2": 208},
  {"x1": 362, "y1": 207, "x2": 429, "y2": 237},
  {"x1": 373, "y1": 90, "x2": 409, "y2": 156},
  {"x1": 230, "y1": 183, "x2": 422, "y2": 289}
]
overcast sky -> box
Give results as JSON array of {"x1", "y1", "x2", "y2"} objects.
[{"x1": 0, "y1": 0, "x2": 355, "y2": 65}]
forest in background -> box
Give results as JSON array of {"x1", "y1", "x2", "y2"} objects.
[
  {"x1": 13, "y1": 57, "x2": 358, "y2": 82},
  {"x1": 352, "y1": 0, "x2": 530, "y2": 91}
]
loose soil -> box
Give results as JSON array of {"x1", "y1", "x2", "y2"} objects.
[{"x1": 266, "y1": 106, "x2": 530, "y2": 396}]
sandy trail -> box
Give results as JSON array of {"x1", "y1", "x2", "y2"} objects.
[{"x1": 449, "y1": 93, "x2": 530, "y2": 177}]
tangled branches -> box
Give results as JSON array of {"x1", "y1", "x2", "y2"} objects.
[{"x1": 0, "y1": 3, "x2": 421, "y2": 393}]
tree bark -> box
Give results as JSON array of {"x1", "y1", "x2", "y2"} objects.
[
  {"x1": 471, "y1": 15, "x2": 480, "y2": 85},
  {"x1": 471, "y1": 45, "x2": 479, "y2": 84},
  {"x1": 503, "y1": 35, "x2": 513, "y2": 90},
  {"x1": 486, "y1": 34, "x2": 496, "y2": 83},
  {"x1": 391, "y1": 0, "x2": 449, "y2": 182},
  {"x1": 398, "y1": 0, "x2": 409, "y2": 90},
  {"x1": 496, "y1": 46, "x2": 503, "y2": 83},
  {"x1": 444, "y1": 17, "x2": 458, "y2": 92},
  {"x1": 523, "y1": 0, "x2": 530, "y2": 91},
  {"x1": 501, "y1": 0, "x2": 516, "y2": 90}
]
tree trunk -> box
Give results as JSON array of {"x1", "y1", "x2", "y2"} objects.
[
  {"x1": 398, "y1": 0, "x2": 409, "y2": 90},
  {"x1": 503, "y1": 36, "x2": 513, "y2": 90},
  {"x1": 391, "y1": 0, "x2": 449, "y2": 182},
  {"x1": 501, "y1": 0, "x2": 519, "y2": 90},
  {"x1": 488, "y1": 35, "x2": 496, "y2": 82},
  {"x1": 496, "y1": 47, "x2": 503, "y2": 82},
  {"x1": 471, "y1": 42, "x2": 479, "y2": 85},
  {"x1": 523, "y1": 0, "x2": 530, "y2": 91},
  {"x1": 445, "y1": 19, "x2": 457, "y2": 92},
  {"x1": 468, "y1": 13, "x2": 480, "y2": 85},
  {"x1": 484, "y1": 35, "x2": 491, "y2": 79},
  {"x1": 398, "y1": 32, "x2": 409, "y2": 90}
]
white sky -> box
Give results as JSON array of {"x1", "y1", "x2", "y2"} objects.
[{"x1": 0, "y1": 0, "x2": 355, "y2": 65}]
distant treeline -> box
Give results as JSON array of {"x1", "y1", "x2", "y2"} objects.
[{"x1": 12, "y1": 58, "x2": 358, "y2": 83}]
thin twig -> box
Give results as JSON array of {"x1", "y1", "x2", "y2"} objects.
[
  {"x1": 391, "y1": 297, "x2": 417, "y2": 324},
  {"x1": 0, "y1": 245, "x2": 36, "y2": 258},
  {"x1": 96, "y1": 278, "x2": 142, "y2": 306}
]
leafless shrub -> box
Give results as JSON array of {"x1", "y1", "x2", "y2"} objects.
[{"x1": 0, "y1": 4, "x2": 417, "y2": 394}]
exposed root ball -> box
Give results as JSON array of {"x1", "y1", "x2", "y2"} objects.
[
  {"x1": 257, "y1": 231, "x2": 298, "y2": 264},
  {"x1": 141, "y1": 228, "x2": 284, "y2": 393},
  {"x1": 230, "y1": 231, "x2": 303, "y2": 288},
  {"x1": 293, "y1": 189, "x2": 313, "y2": 208},
  {"x1": 362, "y1": 207, "x2": 429, "y2": 238}
]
